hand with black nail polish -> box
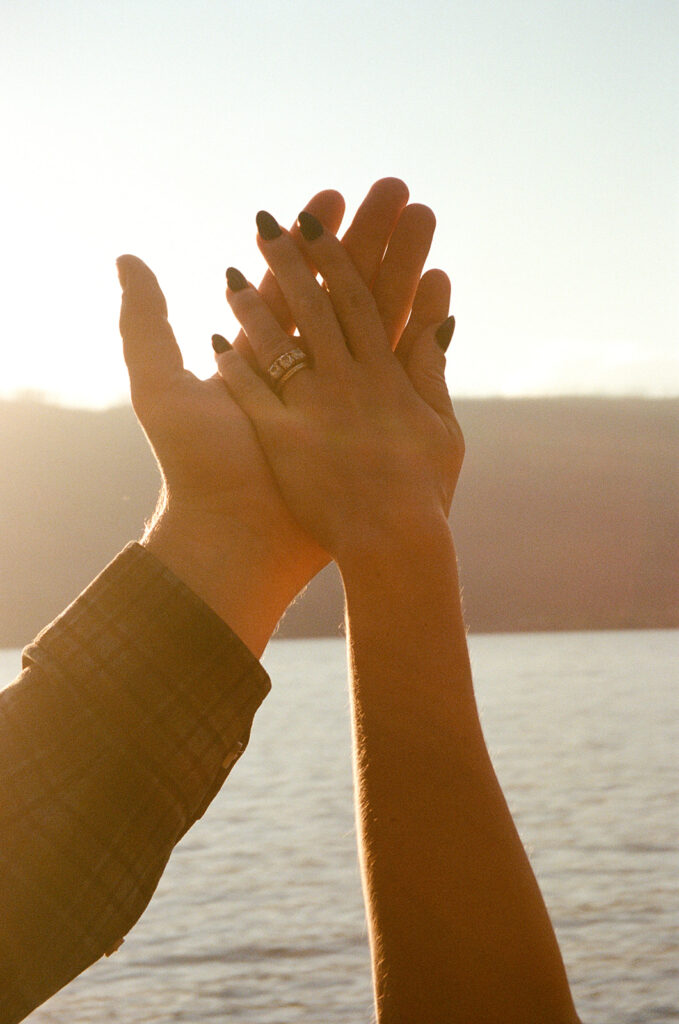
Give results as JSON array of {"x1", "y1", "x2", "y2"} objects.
[{"x1": 215, "y1": 209, "x2": 463, "y2": 565}]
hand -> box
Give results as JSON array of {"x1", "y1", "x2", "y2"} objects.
[
  {"x1": 118, "y1": 180, "x2": 441, "y2": 653},
  {"x1": 215, "y1": 210, "x2": 463, "y2": 570}
]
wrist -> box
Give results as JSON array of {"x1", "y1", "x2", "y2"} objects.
[
  {"x1": 339, "y1": 510, "x2": 475, "y2": 711},
  {"x1": 142, "y1": 508, "x2": 303, "y2": 658},
  {"x1": 335, "y1": 507, "x2": 453, "y2": 585}
]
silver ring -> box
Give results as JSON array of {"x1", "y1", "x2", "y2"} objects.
[{"x1": 267, "y1": 347, "x2": 310, "y2": 390}]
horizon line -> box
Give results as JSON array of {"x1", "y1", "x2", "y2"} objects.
[{"x1": 2, "y1": 390, "x2": 678, "y2": 412}]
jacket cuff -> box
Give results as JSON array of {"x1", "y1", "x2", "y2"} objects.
[{"x1": 22, "y1": 541, "x2": 271, "y2": 831}]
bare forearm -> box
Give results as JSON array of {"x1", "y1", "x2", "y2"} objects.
[
  {"x1": 210, "y1": 184, "x2": 580, "y2": 1020},
  {"x1": 341, "y1": 519, "x2": 579, "y2": 1024}
]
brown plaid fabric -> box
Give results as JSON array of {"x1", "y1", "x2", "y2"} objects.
[{"x1": 0, "y1": 543, "x2": 271, "y2": 1023}]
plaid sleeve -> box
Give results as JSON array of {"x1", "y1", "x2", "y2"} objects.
[{"x1": 0, "y1": 542, "x2": 271, "y2": 1024}]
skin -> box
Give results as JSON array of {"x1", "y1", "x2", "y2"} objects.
[
  {"x1": 118, "y1": 178, "x2": 441, "y2": 656},
  {"x1": 216, "y1": 220, "x2": 582, "y2": 1024}
]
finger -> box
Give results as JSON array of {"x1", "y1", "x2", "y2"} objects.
[
  {"x1": 396, "y1": 269, "x2": 451, "y2": 366},
  {"x1": 295, "y1": 213, "x2": 387, "y2": 361},
  {"x1": 254, "y1": 222, "x2": 347, "y2": 368},
  {"x1": 215, "y1": 344, "x2": 288, "y2": 442},
  {"x1": 117, "y1": 254, "x2": 185, "y2": 406},
  {"x1": 404, "y1": 317, "x2": 457, "y2": 427},
  {"x1": 232, "y1": 189, "x2": 346, "y2": 362},
  {"x1": 340, "y1": 177, "x2": 410, "y2": 287},
  {"x1": 225, "y1": 264, "x2": 314, "y2": 390},
  {"x1": 372, "y1": 204, "x2": 437, "y2": 347}
]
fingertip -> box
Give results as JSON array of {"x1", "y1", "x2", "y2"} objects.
[
  {"x1": 256, "y1": 210, "x2": 282, "y2": 241},
  {"x1": 211, "y1": 333, "x2": 231, "y2": 354},
  {"x1": 226, "y1": 266, "x2": 249, "y2": 292},
  {"x1": 116, "y1": 254, "x2": 134, "y2": 290},
  {"x1": 297, "y1": 211, "x2": 324, "y2": 242},
  {"x1": 404, "y1": 202, "x2": 436, "y2": 232},
  {"x1": 420, "y1": 267, "x2": 450, "y2": 289},
  {"x1": 118, "y1": 255, "x2": 169, "y2": 328},
  {"x1": 305, "y1": 188, "x2": 346, "y2": 220},
  {"x1": 297, "y1": 189, "x2": 345, "y2": 239},
  {"x1": 372, "y1": 176, "x2": 410, "y2": 204},
  {"x1": 116, "y1": 253, "x2": 148, "y2": 281},
  {"x1": 414, "y1": 268, "x2": 451, "y2": 314},
  {"x1": 116, "y1": 255, "x2": 164, "y2": 307},
  {"x1": 316, "y1": 188, "x2": 344, "y2": 206}
]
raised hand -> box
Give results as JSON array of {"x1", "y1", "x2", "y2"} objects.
[
  {"x1": 214, "y1": 210, "x2": 463, "y2": 567},
  {"x1": 118, "y1": 179, "x2": 442, "y2": 654}
]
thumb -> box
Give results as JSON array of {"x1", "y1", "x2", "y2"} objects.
[
  {"x1": 405, "y1": 316, "x2": 457, "y2": 425},
  {"x1": 117, "y1": 254, "x2": 184, "y2": 406}
]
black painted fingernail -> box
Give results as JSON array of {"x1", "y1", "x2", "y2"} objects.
[
  {"x1": 297, "y1": 211, "x2": 323, "y2": 241},
  {"x1": 211, "y1": 334, "x2": 231, "y2": 353},
  {"x1": 256, "y1": 210, "x2": 282, "y2": 241},
  {"x1": 226, "y1": 267, "x2": 248, "y2": 292},
  {"x1": 435, "y1": 315, "x2": 456, "y2": 353}
]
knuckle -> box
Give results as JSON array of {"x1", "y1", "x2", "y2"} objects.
[
  {"x1": 342, "y1": 281, "x2": 368, "y2": 313},
  {"x1": 257, "y1": 337, "x2": 295, "y2": 370},
  {"x1": 295, "y1": 291, "x2": 328, "y2": 323}
]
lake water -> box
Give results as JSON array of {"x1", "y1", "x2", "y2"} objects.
[{"x1": 2, "y1": 630, "x2": 677, "y2": 1023}]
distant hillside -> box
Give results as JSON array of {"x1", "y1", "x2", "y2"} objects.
[{"x1": 1, "y1": 396, "x2": 677, "y2": 646}]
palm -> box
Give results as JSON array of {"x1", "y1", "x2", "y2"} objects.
[{"x1": 142, "y1": 369, "x2": 327, "y2": 577}]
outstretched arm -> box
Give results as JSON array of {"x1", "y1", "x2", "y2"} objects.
[{"x1": 217, "y1": 212, "x2": 581, "y2": 1023}]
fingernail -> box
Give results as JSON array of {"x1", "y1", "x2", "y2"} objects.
[
  {"x1": 256, "y1": 210, "x2": 282, "y2": 241},
  {"x1": 297, "y1": 211, "x2": 323, "y2": 242},
  {"x1": 212, "y1": 334, "x2": 231, "y2": 353},
  {"x1": 226, "y1": 267, "x2": 248, "y2": 292},
  {"x1": 435, "y1": 315, "x2": 456, "y2": 353}
]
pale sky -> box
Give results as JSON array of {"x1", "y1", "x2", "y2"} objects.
[{"x1": 2, "y1": 0, "x2": 677, "y2": 407}]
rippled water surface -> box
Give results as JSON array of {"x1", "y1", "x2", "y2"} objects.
[{"x1": 3, "y1": 630, "x2": 677, "y2": 1023}]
